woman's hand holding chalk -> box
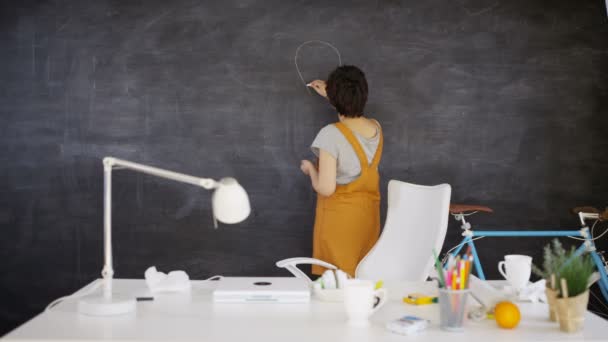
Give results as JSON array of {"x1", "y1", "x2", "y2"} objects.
[{"x1": 308, "y1": 80, "x2": 327, "y2": 98}]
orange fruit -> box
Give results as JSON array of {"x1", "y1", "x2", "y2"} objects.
[{"x1": 494, "y1": 301, "x2": 521, "y2": 329}]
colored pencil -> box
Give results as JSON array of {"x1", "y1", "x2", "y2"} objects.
[
  {"x1": 459, "y1": 260, "x2": 465, "y2": 290},
  {"x1": 432, "y1": 249, "x2": 446, "y2": 288}
]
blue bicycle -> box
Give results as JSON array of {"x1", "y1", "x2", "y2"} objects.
[{"x1": 446, "y1": 204, "x2": 608, "y2": 310}]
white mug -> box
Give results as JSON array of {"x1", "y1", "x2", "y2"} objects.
[
  {"x1": 498, "y1": 255, "x2": 532, "y2": 291},
  {"x1": 343, "y1": 279, "x2": 388, "y2": 326}
]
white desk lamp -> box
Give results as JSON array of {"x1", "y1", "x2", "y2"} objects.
[{"x1": 78, "y1": 157, "x2": 251, "y2": 316}]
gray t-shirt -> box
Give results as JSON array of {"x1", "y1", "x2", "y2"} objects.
[{"x1": 311, "y1": 123, "x2": 381, "y2": 185}]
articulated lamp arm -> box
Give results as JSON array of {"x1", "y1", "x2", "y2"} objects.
[
  {"x1": 104, "y1": 157, "x2": 218, "y2": 189},
  {"x1": 101, "y1": 157, "x2": 220, "y2": 287},
  {"x1": 82, "y1": 157, "x2": 250, "y2": 316}
]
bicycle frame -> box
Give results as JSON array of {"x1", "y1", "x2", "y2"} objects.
[{"x1": 448, "y1": 212, "x2": 608, "y2": 303}]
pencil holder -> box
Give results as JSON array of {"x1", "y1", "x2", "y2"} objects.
[
  {"x1": 438, "y1": 289, "x2": 470, "y2": 332},
  {"x1": 545, "y1": 287, "x2": 558, "y2": 322},
  {"x1": 555, "y1": 290, "x2": 589, "y2": 333}
]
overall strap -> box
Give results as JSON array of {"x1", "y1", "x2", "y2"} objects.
[
  {"x1": 370, "y1": 121, "x2": 383, "y2": 168},
  {"x1": 334, "y1": 122, "x2": 368, "y2": 170}
]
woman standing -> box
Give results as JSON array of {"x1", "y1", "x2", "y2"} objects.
[{"x1": 301, "y1": 65, "x2": 383, "y2": 277}]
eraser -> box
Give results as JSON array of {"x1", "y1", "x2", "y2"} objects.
[{"x1": 386, "y1": 316, "x2": 429, "y2": 335}]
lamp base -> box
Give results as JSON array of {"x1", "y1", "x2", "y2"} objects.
[{"x1": 78, "y1": 294, "x2": 136, "y2": 316}]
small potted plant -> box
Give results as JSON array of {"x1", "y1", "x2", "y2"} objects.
[
  {"x1": 554, "y1": 251, "x2": 595, "y2": 333},
  {"x1": 532, "y1": 239, "x2": 567, "y2": 321}
]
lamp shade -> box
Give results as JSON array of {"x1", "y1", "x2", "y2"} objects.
[{"x1": 212, "y1": 177, "x2": 251, "y2": 224}]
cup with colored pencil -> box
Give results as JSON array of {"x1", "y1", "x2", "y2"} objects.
[{"x1": 433, "y1": 249, "x2": 474, "y2": 332}]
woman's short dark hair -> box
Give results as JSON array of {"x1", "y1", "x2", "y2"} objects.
[{"x1": 326, "y1": 65, "x2": 368, "y2": 118}]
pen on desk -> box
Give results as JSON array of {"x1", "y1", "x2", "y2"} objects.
[{"x1": 136, "y1": 297, "x2": 154, "y2": 301}]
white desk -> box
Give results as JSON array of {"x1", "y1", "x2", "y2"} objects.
[{"x1": 4, "y1": 279, "x2": 608, "y2": 341}]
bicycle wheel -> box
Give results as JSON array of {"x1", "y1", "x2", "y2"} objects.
[
  {"x1": 590, "y1": 251, "x2": 608, "y2": 304},
  {"x1": 598, "y1": 276, "x2": 608, "y2": 304}
]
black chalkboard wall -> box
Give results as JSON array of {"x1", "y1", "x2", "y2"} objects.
[{"x1": 1, "y1": 0, "x2": 608, "y2": 333}]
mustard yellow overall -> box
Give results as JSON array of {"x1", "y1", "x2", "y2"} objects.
[{"x1": 312, "y1": 122, "x2": 383, "y2": 277}]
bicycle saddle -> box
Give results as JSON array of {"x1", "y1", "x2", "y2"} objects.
[
  {"x1": 572, "y1": 206, "x2": 599, "y2": 214},
  {"x1": 449, "y1": 204, "x2": 493, "y2": 214},
  {"x1": 572, "y1": 206, "x2": 608, "y2": 221}
]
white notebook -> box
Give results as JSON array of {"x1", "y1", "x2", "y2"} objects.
[{"x1": 213, "y1": 277, "x2": 311, "y2": 303}]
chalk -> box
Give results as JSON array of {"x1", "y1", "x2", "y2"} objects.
[{"x1": 294, "y1": 40, "x2": 342, "y2": 94}]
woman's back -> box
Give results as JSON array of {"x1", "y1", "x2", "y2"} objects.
[
  {"x1": 342, "y1": 117, "x2": 378, "y2": 139},
  {"x1": 312, "y1": 118, "x2": 381, "y2": 184}
]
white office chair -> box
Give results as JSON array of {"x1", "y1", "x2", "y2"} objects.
[{"x1": 355, "y1": 180, "x2": 451, "y2": 281}]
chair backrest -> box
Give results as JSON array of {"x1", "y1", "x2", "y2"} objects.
[{"x1": 355, "y1": 180, "x2": 451, "y2": 281}]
